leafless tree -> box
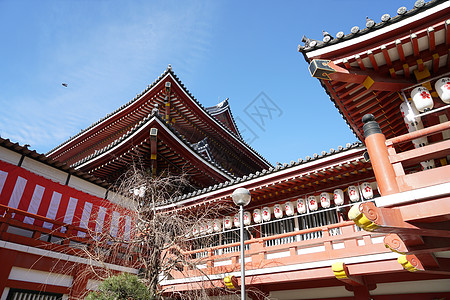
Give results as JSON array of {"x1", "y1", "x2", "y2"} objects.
[{"x1": 79, "y1": 162, "x2": 248, "y2": 299}]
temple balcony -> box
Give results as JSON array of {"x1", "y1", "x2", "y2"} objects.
[
  {"x1": 161, "y1": 215, "x2": 401, "y2": 293},
  {"x1": 347, "y1": 114, "x2": 450, "y2": 275}
]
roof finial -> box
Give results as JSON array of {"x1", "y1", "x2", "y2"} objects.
[
  {"x1": 322, "y1": 30, "x2": 333, "y2": 43},
  {"x1": 366, "y1": 16, "x2": 375, "y2": 28},
  {"x1": 168, "y1": 64, "x2": 172, "y2": 70}
]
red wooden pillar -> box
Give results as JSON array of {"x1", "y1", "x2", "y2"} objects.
[
  {"x1": 70, "y1": 265, "x2": 90, "y2": 299},
  {"x1": 164, "y1": 82, "x2": 171, "y2": 123},
  {"x1": 353, "y1": 285, "x2": 371, "y2": 300},
  {"x1": 362, "y1": 114, "x2": 400, "y2": 196},
  {"x1": 0, "y1": 249, "x2": 17, "y2": 296},
  {"x1": 150, "y1": 128, "x2": 158, "y2": 177}
]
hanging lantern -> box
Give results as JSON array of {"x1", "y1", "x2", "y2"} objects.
[
  {"x1": 411, "y1": 86, "x2": 433, "y2": 112},
  {"x1": 192, "y1": 225, "x2": 199, "y2": 236},
  {"x1": 243, "y1": 211, "x2": 251, "y2": 226},
  {"x1": 434, "y1": 77, "x2": 450, "y2": 104},
  {"x1": 224, "y1": 216, "x2": 232, "y2": 229},
  {"x1": 348, "y1": 185, "x2": 360, "y2": 202},
  {"x1": 274, "y1": 204, "x2": 283, "y2": 219},
  {"x1": 285, "y1": 201, "x2": 294, "y2": 216},
  {"x1": 253, "y1": 209, "x2": 262, "y2": 223},
  {"x1": 421, "y1": 159, "x2": 435, "y2": 170},
  {"x1": 234, "y1": 213, "x2": 240, "y2": 228},
  {"x1": 206, "y1": 220, "x2": 214, "y2": 234},
  {"x1": 400, "y1": 102, "x2": 424, "y2": 133},
  {"x1": 213, "y1": 219, "x2": 222, "y2": 232},
  {"x1": 333, "y1": 189, "x2": 344, "y2": 206},
  {"x1": 138, "y1": 186, "x2": 146, "y2": 198},
  {"x1": 361, "y1": 182, "x2": 373, "y2": 200},
  {"x1": 199, "y1": 223, "x2": 206, "y2": 235},
  {"x1": 262, "y1": 207, "x2": 271, "y2": 221},
  {"x1": 400, "y1": 102, "x2": 434, "y2": 170},
  {"x1": 297, "y1": 198, "x2": 307, "y2": 214},
  {"x1": 320, "y1": 192, "x2": 331, "y2": 208},
  {"x1": 308, "y1": 195, "x2": 318, "y2": 211}
]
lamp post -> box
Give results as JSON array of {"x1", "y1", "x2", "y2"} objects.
[{"x1": 232, "y1": 188, "x2": 251, "y2": 300}]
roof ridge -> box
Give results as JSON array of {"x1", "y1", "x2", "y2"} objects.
[
  {"x1": 298, "y1": 0, "x2": 444, "y2": 53},
  {"x1": 72, "y1": 111, "x2": 237, "y2": 180},
  {"x1": 161, "y1": 141, "x2": 365, "y2": 206},
  {"x1": 47, "y1": 65, "x2": 173, "y2": 156},
  {"x1": 48, "y1": 65, "x2": 272, "y2": 169}
]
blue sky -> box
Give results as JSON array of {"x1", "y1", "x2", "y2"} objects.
[{"x1": 0, "y1": 0, "x2": 411, "y2": 165}]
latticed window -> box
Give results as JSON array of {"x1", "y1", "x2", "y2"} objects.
[{"x1": 6, "y1": 289, "x2": 63, "y2": 300}]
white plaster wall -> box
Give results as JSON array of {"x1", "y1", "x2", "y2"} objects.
[
  {"x1": 8, "y1": 266, "x2": 73, "y2": 287},
  {"x1": 68, "y1": 176, "x2": 106, "y2": 199},
  {"x1": 21, "y1": 157, "x2": 68, "y2": 185},
  {"x1": 0, "y1": 147, "x2": 22, "y2": 165}
]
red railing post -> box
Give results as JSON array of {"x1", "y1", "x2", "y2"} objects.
[
  {"x1": 0, "y1": 209, "x2": 12, "y2": 238},
  {"x1": 362, "y1": 114, "x2": 400, "y2": 196}
]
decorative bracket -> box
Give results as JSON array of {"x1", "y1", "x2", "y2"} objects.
[{"x1": 332, "y1": 262, "x2": 364, "y2": 286}]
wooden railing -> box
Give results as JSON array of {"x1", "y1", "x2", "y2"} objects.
[
  {"x1": 0, "y1": 204, "x2": 134, "y2": 267},
  {"x1": 385, "y1": 120, "x2": 450, "y2": 192},
  {"x1": 167, "y1": 220, "x2": 389, "y2": 281}
]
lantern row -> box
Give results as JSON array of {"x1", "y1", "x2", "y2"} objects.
[
  {"x1": 410, "y1": 77, "x2": 450, "y2": 113},
  {"x1": 191, "y1": 182, "x2": 375, "y2": 236}
]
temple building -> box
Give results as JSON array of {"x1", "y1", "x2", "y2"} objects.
[{"x1": 1, "y1": 0, "x2": 450, "y2": 299}]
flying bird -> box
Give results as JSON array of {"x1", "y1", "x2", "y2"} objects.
[{"x1": 62, "y1": 83, "x2": 68, "y2": 87}]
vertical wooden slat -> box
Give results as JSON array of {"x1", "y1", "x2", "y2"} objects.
[
  {"x1": 428, "y1": 27, "x2": 436, "y2": 52},
  {"x1": 396, "y1": 39, "x2": 405, "y2": 62},
  {"x1": 367, "y1": 50, "x2": 379, "y2": 71},
  {"x1": 355, "y1": 54, "x2": 366, "y2": 71},
  {"x1": 381, "y1": 45, "x2": 392, "y2": 67},
  {"x1": 411, "y1": 33, "x2": 420, "y2": 57}
]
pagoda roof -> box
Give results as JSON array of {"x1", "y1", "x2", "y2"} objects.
[
  {"x1": 205, "y1": 98, "x2": 241, "y2": 135},
  {"x1": 73, "y1": 112, "x2": 234, "y2": 187},
  {"x1": 157, "y1": 141, "x2": 369, "y2": 209},
  {"x1": 47, "y1": 66, "x2": 271, "y2": 178},
  {"x1": 298, "y1": 0, "x2": 450, "y2": 141}
]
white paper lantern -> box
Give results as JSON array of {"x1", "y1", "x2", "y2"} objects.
[
  {"x1": 224, "y1": 216, "x2": 232, "y2": 229},
  {"x1": 361, "y1": 182, "x2": 373, "y2": 200},
  {"x1": 400, "y1": 102, "x2": 434, "y2": 170},
  {"x1": 234, "y1": 213, "x2": 240, "y2": 228},
  {"x1": 320, "y1": 192, "x2": 331, "y2": 208},
  {"x1": 243, "y1": 211, "x2": 251, "y2": 226},
  {"x1": 273, "y1": 204, "x2": 283, "y2": 219},
  {"x1": 297, "y1": 198, "x2": 307, "y2": 214},
  {"x1": 400, "y1": 102, "x2": 424, "y2": 133},
  {"x1": 285, "y1": 201, "x2": 294, "y2": 216},
  {"x1": 138, "y1": 186, "x2": 146, "y2": 198},
  {"x1": 192, "y1": 225, "x2": 199, "y2": 236},
  {"x1": 308, "y1": 195, "x2": 318, "y2": 211},
  {"x1": 213, "y1": 219, "x2": 222, "y2": 232},
  {"x1": 435, "y1": 77, "x2": 450, "y2": 104},
  {"x1": 348, "y1": 185, "x2": 360, "y2": 202},
  {"x1": 421, "y1": 159, "x2": 435, "y2": 170},
  {"x1": 199, "y1": 223, "x2": 206, "y2": 235},
  {"x1": 333, "y1": 189, "x2": 344, "y2": 206},
  {"x1": 262, "y1": 207, "x2": 271, "y2": 221},
  {"x1": 411, "y1": 86, "x2": 434, "y2": 112},
  {"x1": 206, "y1": 220, "x2": 214, "y2": 234},
  {"x1": 253, "y1": 209, "x2": 262, "y2": 223}
]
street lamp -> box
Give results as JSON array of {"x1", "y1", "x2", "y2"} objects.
[{"x1": 232, "y1": 188, "x2": 251, "y2": 300}]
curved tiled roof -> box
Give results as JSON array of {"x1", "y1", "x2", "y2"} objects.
[
  {"x1": 73, "y1": 111, "x2": 236, "y2": 180},
  {"x1": 158, "y1": 141, "x2": 364, "y2": 206},
  {"x1": 48, "y1": 65, "x2": 271, "y2": 170},
  {"x1": 0, "y1": 137, "x2": 109, "y2": 188},
  {"x1": 206, "y1": 98, "x2": 242, "y2": 137},
  {"x1": 298, "y1": 0, "x2": 444, "y2": 53}
]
